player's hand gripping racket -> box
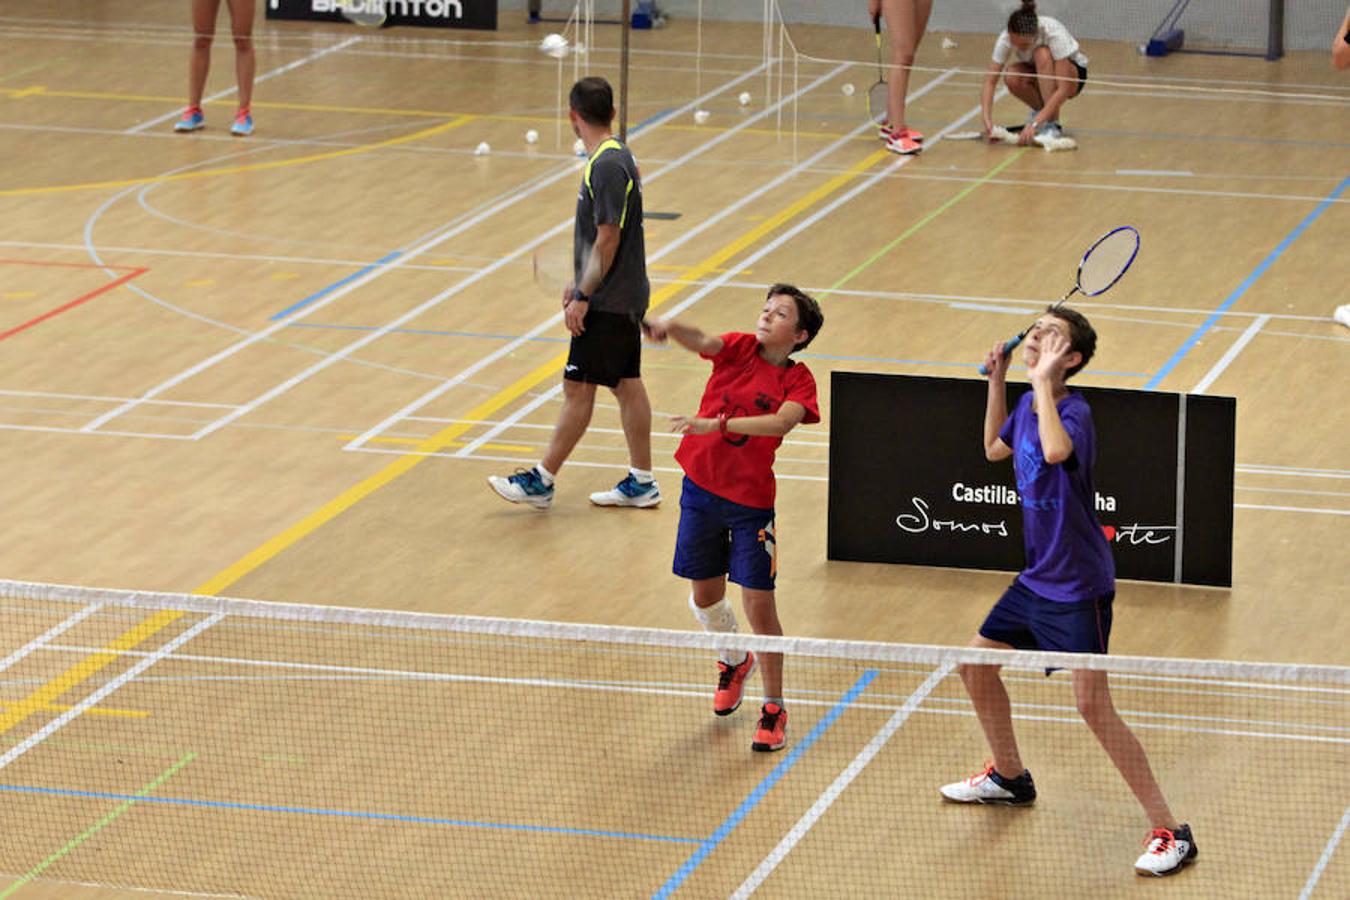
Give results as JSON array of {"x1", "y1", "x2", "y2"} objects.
[
  {"x1": 979, "y1": 225, "x2": 1140, "y2": 375},
  {"x1": 867, "y1": 15, "x2": 889, "y2": 124}
]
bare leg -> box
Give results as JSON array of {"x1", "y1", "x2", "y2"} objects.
[
  {"x1": 690, "y1": 577, "x2": 728, "y2": 610},
  {"x1": 188, "y1": 0, "x2": 223, "y2": 109},
  {"x1": 225, "y1": 0, "x2": 256, "y2": 110},
  {"x1": 1003, "y1": 62, "x2": 1042, "y2": 112},
  {"x1": 610, "y1": 377, "x2": 652, "y2": 472},
  {"x1": 741, "y1": 587, "x2": 782, "y2": 698},
  {"x1": 540, "y1": 379, "x2": 597, "y2": 475},
  {"x1": 958, "y1": 634, "x2": 1027, "y2": 776},
  {"x1": 881, "y1": 0, "x2": 933, "y2": 131},
  {"x1": 1072, "y1": 669, "x2": 1177, "y2": 828}
]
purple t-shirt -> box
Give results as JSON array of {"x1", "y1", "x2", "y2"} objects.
[{"x1": 998, "y1": 390, "x2": 1115, "y2": 602}]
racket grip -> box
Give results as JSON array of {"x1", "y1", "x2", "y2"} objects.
[{"x1": 977, "y1": 333, "x2": 1024, "y2": 375}]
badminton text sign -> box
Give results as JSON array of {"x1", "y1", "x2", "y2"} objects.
[
  {"x1": 827, "y1": 373, "x2": 1235, "y2": 587},
  {"x1": 265, "y1": 0, "x2": 497, "y2": 30}
]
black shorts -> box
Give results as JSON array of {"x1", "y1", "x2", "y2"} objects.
[
  {"x1": 1072, "y1": 62, "x2": 1088, "y2": 96},
  {"x1": 565, "y1": 310, "x2": 642, "y2": 388}
]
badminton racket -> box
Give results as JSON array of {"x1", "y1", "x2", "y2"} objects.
[
  {"x1": 867, "y1": 15, "x2": 888, "y2": 124},
  {"x1": 979, "y1": 225, "x2": 1140, "y2": 375}
]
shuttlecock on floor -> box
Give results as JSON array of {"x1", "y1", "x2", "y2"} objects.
[
  {"x1": 525, "y1": 129, "x2": 539, "y2": 144},
  {"x1": 841, "y1": 83, "x2": 855, "y2": 96},
  {"x1": 1335, "y1": 304, "x2": 1350, "y2": 328},
  {"x1": 473, "y1": 141, "x2": 491, "y2": 156},
  {"x1": 738, "y1": 91, "x2": 752, "y2": 106},
  {"x1": 941, "y1": 36, "x2": 958, "y2": 49},
  {"x1": 693, "y1": 109, "x2": 710, "y2": 124},
  {"x1": 539, "y1": 33, "x2": 569, "y2": 58}
]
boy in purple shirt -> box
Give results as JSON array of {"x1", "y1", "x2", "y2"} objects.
[{"x1": 939, "y1": 308, "x2": 1197, "y2": 878}]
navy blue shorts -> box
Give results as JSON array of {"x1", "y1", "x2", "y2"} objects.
[
  {"x1": 979, "y1": 579, "x2": 1113, "y2": 654},
  {"x1": 672, "y1": 477, "x2": 776, "y2": 590}
]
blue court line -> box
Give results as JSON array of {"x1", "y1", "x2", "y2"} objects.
[
  {"x1": 269, "y1": 250, "x2": 402, "y2": 321},
  {"x1": 0, "y1": 783, "x2": 699, "y2": 844},
  {"x1": 652, "y1": 670, "x2": 878, "y2": 899},
  {"x1": 1143, "y1": 172, "x2": 1350, "y2": 390}
]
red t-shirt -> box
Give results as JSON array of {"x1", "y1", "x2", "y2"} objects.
[{"x1": 674, "y1": 332, "x2": 820, "y2": 509}]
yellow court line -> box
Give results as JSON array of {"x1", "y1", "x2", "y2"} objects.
[
  {"x1": 0, "y1": 145, "x2": 893, "y2": 732},
  {"x1": 0, "y1": 610, "x2": 182, "y2": 737},
  {"x1": 0, "y1": 116, "x2": 475, "y2": 197},
  {"x1": 0, "y1": 86, "x2": 861, "y2": 141},
  {"x1": 0, "y1": 704, "x2": 150, "y2": 720},
  {"x1": 197, "y1": 148, "x2": 890, "y2": 595}
]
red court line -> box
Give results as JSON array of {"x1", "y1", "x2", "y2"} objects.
[{"x1": 0, "y1": 267, "x2": 148, "y2": 342}]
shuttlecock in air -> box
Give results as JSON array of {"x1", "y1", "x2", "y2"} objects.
[
  {"x1": 738, "y1": 91, "x2": 752, "y2": 106},
  {"x1": 525, "y1": 129, "x2": 539, "y2": 144},
  {"x1": 693, "y1": 109, "x2": 710, "y2": 124},
  {"x1": 473, "y1": 141, "x2": 491, "y2": 156},
  {"x1": 539, "y1": 33, "x2": 569, "y2": 58}
]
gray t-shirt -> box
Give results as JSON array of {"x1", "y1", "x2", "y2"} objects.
[{"x1": 574, "y1": 138, "x2": 649, "y2": 318}]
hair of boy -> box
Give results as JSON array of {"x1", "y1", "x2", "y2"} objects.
[
  {"x1": 569, "y1": 76, "x2": 615, "y2": 127},
  {"x1": 766, "y1": 283, "x2": 824, "y2": 352},
  {"x1": 1008, "y1": 0, "x2": 1038, "y2": 36},
  {"x1": 1046, "y1": 305, "x2": 1096, "y2": 379}
]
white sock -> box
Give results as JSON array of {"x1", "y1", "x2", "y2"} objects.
[
  {"x1": 534, "y1": 463, "x2": 555, "y2": 487},
  {"x1": 630, "y1": 467, "x2": 654, "y2": 485},
  {"x1": 689, "y1": 594, "x2": 745, "y2": 667}
]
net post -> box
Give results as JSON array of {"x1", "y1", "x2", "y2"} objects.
[
  {"x1": 1266, "y1": 0, "x2": 1284, "y2": 61},
  {"x1": 620, "y1": 0, "x2": 631, "y2": 141}
]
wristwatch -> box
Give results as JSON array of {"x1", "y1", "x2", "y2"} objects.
[{"x1": 573, "y1": 289, "x2": 590, "y2": 303}]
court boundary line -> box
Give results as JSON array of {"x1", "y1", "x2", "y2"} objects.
[
  {"x1": 653, "y1": 670, "x2": 878, "y2": 898},
  {"x1": 1192, "y1": 314, "x2": 1270, "y2": 394},
  {"x1": 0, "y1": 266, "x2": 146, "y2": 342},
  {"x1": 732, "y1": 663, "x2": 953, "y2": 897},
  {"x1": 1144, "y1": 172, "x2": 1350, "y2": 390},
  {"x1": 1301, "y1": 804, "x2": 1350, "y2": 899}
]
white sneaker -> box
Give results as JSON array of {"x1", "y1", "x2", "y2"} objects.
[
  {"x1": 1134, "y1": 824, "x2": 1197, "y2": 876},
  {"x1": 939, "y1": 763, "x2": 1037, "y2": 805},
  {"x1": 487, "y1": 468, "x2": 554, "y2": 509},
  {"x1": 588, "y1": 473, "x2": 661, "y2": 508}
]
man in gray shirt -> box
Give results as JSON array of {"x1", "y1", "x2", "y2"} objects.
[{"x1": 489, "y1": 77, "x2": 660, "y2": 510}]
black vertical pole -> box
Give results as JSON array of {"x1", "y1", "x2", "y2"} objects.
[{"x1": 1266, "y1": 0, "x2": 1284, "y2": 60}]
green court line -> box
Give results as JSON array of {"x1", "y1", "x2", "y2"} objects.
[
  {"x1": 0, "y1": 60, "x2": 61, "y2": 85},
  {"x1": 818, "y1": 148, "x2": 1029, "y2": 298},
  {"x1": 0, "y1": 752, "x2": 195, "y2": 897}
]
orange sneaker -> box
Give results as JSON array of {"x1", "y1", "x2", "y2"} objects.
[
  {"x1": 752, "y1": 702, "x2": 787, "y2": 752},
  {"x1": 713, "y1": 652, "x2": 755, "y2": 716},
  {"x1": 885, "y1": 129, "x2": 922, "y2": 155}
]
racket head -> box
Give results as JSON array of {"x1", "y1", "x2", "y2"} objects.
[
  {"x1": 867, "y1": 80, "x2": 889, "y2": 123},
  {"x1": 1076, "y1": 225, "x2": 1140, "y2": 296},
  {"x1": 339, "y1": 0, "x2": 387, "y2": 27},
  {"x1": 532, "y1": 244, "x2": 574, "y2": 301}
]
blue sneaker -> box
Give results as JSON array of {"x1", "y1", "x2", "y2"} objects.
[
  {"x1": 173, "y1": 107, "x2": 204, "y2": 132},
  {"x1": 488, "y1": 468, "x2": 554, "y2": 509},
  {"x1": 230, "y1": 109, "x2": 253, "y2": 137},
  {"x1": 589, "y1": 473, "x2": 660, "y2": 508}
]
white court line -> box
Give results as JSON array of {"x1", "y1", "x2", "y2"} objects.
[
  {"x1": 1117, "y1": 169, "x2": 1194, "y2": 177},
  {"x1": 1193, "y1": 314, "x2": 1270, "y2": 394},
  {"x1": 0, "y1": 614, "x2": 224, "y2": 772},
  {"x1": 458, "y1": 85, "x2": 992, "y2": 455},
  {"x1": 84, "y1": 63, "x2": 769, "y2": 438},
  {"x1": 124, "y1": 35, "x2": 362, "y2": 133},
  {"x1": 1234, "y1": 503, "x2": 1350, "y2": 516},
  {"x1": 1301, "y1": 805, "x2": 1350, "y2": 899},
  {"x1": 339, "y1": 62, "x2": 857, "y2": 453},
  {"x1": 1238, "y1": 464, "x2": 1350, "y2": 479},
  {"x1": 451, "y1": 74, "x2": 964, "y2": 457},
  {"x1": 0, "y1": 388, "x2": 239, "y2": 410},
  {"x1": 0, "y1": 603, "x2": 102, "y2": 674},
  {"x1": 0, "y1": 239, "x2": 485, "y2": 272},
  {"x1": 0, "y1": 873, "x2": 257, "y2": 900},
  {"x1": 731, "y1": 663, "x2": 954, "y2": 899}
]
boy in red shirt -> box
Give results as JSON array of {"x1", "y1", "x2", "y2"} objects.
[{"x1": 642, "y1": 284, "x2": 824, "y2": 752}]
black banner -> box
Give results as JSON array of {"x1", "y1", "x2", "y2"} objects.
[
  {"x1": 827, "y1": 373, "x2": 1234, "y2": 587},
  {"x1": 265, "y1": 0, "x2": 497, "y2": 31}
]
